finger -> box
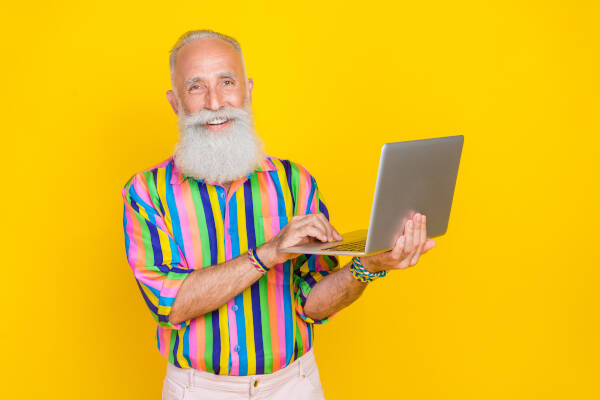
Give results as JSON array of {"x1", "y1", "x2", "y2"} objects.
[
  {"x1": 301, "y1": 225, "x2": 329, "y2": 242},
  {"x1": 296, "y1": 214, "x2": 329, "y2": 239},
  {"x1": 405, "y1": 214, "x2": 420, "y2": 265},
  {"x1": 422, "y1": 239, "x2": 436, "y2": 253},
  {"x1": 404, "y1": 218, "x2": 414, "y2": 255},
  {"x1": 411, "y1": 214, "x2": 426, "y2": 265},
  {"x1": 314, "y1": 213, "x2": 333, "y2": 242},
  {"x1": 316, "y1": 213, "x2": 339, "y2": 241},
  {"x1": 391, "y1": 235, "x2": 405, "y2": 260}
]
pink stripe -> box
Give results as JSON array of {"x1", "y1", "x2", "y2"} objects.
[
  {"x1": 223, "y1": 196, "x2": 239, "y2": 374},
  {"x1": 227, "y1": 298, "x2": 239, "y2": 375},
  {"x1": 158, "y1": 326, "x2": 167, "y2": 356},
  {"x1": 123, "y1": 202, "x2": 139, "y2": 268},
  {"x1": 189, "y1": 318, "x2": 197, "y2": 367},
  {"x1": 265, "y1": 178, "x2": 287, "y2": 367},
  {"x1": 275, "y1": 264, "x2": 286, "y2": 368},
  {"x1": 160, "y1": 286, "x2": 180, "y2": 298},
  {"x1": 172, "y1": 182, "x2": 196, "y2": 266}
]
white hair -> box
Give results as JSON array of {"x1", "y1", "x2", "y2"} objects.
[{"x1": 169, "y1": 30, "x2": 248, "y2": 87}]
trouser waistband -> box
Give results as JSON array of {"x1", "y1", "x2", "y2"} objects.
[{"x1": 166, "y1": 348, "x2": 317, "y2": 391}]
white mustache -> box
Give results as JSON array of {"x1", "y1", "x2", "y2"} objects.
[{"x1": 181, "y1": 105, "x2": 249, "y2": 129}]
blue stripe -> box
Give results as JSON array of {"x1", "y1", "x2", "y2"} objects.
[
  {"x1": 152, "y1": 169, "x2": 166, "y2": 216},
  {"x1": 319, "y1": 199, "x2": 329, "y2": 219},
  {"x1": 244, "y1": 181, "x2": 264, "y2": 373},
  {"x1": 136, "y1": 281, "x2": 159, "y2": 316},
  {"x1": 229, "y1": 193, "x2": 240, "y2": 256},
  {"x1": 306, "y1": 177, "x2": 317, "y2": 214},
  {"x1": 165, "y1": 164, "x2": 185, "y2": 258},
  {"x1": 282, "y1": 260, "x2": 293, "y2": 364},
  {"x1": 211, "y1": 310, "x2": 221, "y2": 375},
  {"x1": 269, "y1": 171, "x2": 288, "y2": 218},
  {"x1": 172, "y1": 330, "x2": 181, "y2": 367},
  {"x1": 243, "y1": 181, "x2": 256, "y2": 248},
  {"x1": 145, "y1": 219, "x2": 163, "y2": 266},
  {"x1": 250, "y1": 282, "x2": 264, "y2": 374},
  {"x1": 280, "y1": 160, "x2": 295, "y2": 213},
  {"x1": 199, "y1": 183, "x2": 218, "y2": 266},
  {"x1": 123, "y1": 206, "x2": 130, "y2": 258},
  {"x1": 234, "y1": 294, "x2": 248, "y2": 375},
  {"x1": 183, "y1": 324, "x2": 191, "y2": 366}
]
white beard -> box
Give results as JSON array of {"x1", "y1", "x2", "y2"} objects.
[{"x1": 173, "y1": 103, "x2": 265, "y2": 184}]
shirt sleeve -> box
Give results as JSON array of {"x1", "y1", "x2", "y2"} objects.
[
  {"x1": 122, "y1": 172, "x2": 193, "y2": 330},
  {"x1": 292, "y1": 172, "x2": 341, "y2": 324}
]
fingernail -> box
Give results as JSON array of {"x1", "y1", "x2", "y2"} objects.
[{"x1": 408, "y1": 221, "x2": 413, "y2": 228}]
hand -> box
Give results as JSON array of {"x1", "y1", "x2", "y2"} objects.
[
  {"x1": 359, "y1": 213, "x2": 436, "y2": 273},
  {"x1": 258, "y1": 213, "x2": 342, "y2": 266}
]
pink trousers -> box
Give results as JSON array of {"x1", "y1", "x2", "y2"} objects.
[{"x1": 162, "y1": 349, "x2": 326, "y2": 400}]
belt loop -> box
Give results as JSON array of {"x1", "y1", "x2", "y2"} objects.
[{"x1": 298, "y1": 353, "x2": 306, "y2": 379}]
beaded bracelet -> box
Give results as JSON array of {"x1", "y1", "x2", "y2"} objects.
[
  {"x1": 248, "y1": 248, "x2": 269, "y2": 274},
  {"x1": 349, "y1": 256, "x2": 387, "y2": 283}
]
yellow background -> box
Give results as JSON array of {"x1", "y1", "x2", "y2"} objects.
[{"x1": 2, "y1": 1, "x2": 599, "y2": 398}]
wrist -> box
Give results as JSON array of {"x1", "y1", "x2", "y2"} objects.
[
  {"x1": 358, "y1": 256, "x2": 383, "y2": 273},
  {"x1": 256, "y1": 243, "x2": 279, "y2": 268},
  {"x1": 350, "y1": 256, "x2": 387, "y2": 283}
]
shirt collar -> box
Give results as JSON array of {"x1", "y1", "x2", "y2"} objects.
[{"x1": 170, "y1": 155, "x2": 278, "y2": 185}]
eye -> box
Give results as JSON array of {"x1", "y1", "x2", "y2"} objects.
[{"x1": 223, "y1": 80, "x2": 235, "y2": 86}]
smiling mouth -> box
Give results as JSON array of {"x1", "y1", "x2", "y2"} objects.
[
  {"x1": 203, "y1": 118, "x2": 233, "y2": 131},
  {"x1": 206, "y1": 117, "x2": 229, "y2": 126}
]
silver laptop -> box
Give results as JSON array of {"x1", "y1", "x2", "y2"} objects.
[{"x1": 280, "y1": 135, "x2": 464, "y2": 256}]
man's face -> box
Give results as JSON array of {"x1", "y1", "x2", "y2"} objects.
[
  {"x1": 168, "y1": 36, "x2": 263, "y2": 184},
  {"x1": 167, "y1": 37, "x2": 253, "y2": 130}
]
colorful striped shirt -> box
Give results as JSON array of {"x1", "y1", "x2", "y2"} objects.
[{"x1": 121, "y1": 155, "x2": 339, "y2": 376}]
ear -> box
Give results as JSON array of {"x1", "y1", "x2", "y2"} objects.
[
  {"x1": 166, "y1": 90, "x2": 179, "y2": 115},
  {"x1": 247, "y1": 78, "x2": 254, "y2": 104}
]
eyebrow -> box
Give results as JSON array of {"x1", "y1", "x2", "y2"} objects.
[
  {"x1": 218, "y1": 72, "x2": 237, "y2": 80},
  {"x1": 184, "y1": 76, "x2": 202, "y2": 86},
  {"x1": 184, "y1": 72, "x2": 239, "y2": 87}
]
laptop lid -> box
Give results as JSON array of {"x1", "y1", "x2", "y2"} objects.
[{"x1": 364, "y1": 135, "x2": 464, "y2": 254}]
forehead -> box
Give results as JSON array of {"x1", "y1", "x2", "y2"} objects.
[{"x1": 174, "y1": 37, "x2": 244, "y2": 81}]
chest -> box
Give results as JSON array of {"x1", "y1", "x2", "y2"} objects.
[{"x1": 161, "y1": 174, "x2": 295, "y2": 268}]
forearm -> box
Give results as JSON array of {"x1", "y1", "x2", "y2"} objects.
[
  {"x1": 303, "y1": 262, "x2": 368, "y2": 321},
  {"x1": 169, "y1": 246, "x2": 270, "y2": 325}
]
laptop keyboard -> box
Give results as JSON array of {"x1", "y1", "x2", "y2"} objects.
[{"x1": 324, "y1": 239, "x2": 366, "y2": 252}]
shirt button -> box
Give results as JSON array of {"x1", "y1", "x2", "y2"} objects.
[
  {"x1": 219, "y1": 192, "x2": 225, "y2": 199},
  {"x1": 232, "y1": 305, "x2": 239, "y2": 312},
  {"x1": 234, "y1": 345, "x2": 241, "y2": 352}
]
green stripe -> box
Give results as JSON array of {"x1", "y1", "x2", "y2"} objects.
[
  {"x1": 295, "y1": 323, "x2": 304, "y2": 356},
  {"x1": 204, "y1": 313, "x2": 214, "y2": 373},
  {"x1": 290, "y1": 163, "x2": 300, "y2": 215},
  {"x1": 132, "y1": 202, "x2": 155, "y2": 267},
  {"x1": 250, "y1": 175, "x2": 273, "y2": 373},
  {"x1": 189, "y1": 182, "x2": 212, "y2": 267},
  {"x1": 168, "y1": 329, "x2": 177, "y2": 363},
  {"x1": 143, "y1": 171, "x2": 162, "y2": 213}
]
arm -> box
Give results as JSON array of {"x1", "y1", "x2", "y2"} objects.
[
  {"x1": 169, "y1": 213, "x2": 343, "y2": 325},
  {"x1": 301, "y1": 213, "x2": 437, "y2": 321},
  {"x1": 123, "y1": 171, "x2": 341, "y2": 327},
  {"x1": 169, "y1": 246, "x2": 268, "y2": 325}
]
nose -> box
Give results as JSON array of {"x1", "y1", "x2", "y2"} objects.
[{"x1": 206, "y1": 87, "x2": 223, "y2": 111}]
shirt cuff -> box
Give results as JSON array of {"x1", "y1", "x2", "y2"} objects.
[{"x1": 295, "y1": 274, "x2": 337, "y2": 324}]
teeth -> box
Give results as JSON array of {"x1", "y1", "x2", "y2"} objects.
[{"x1": 207, "y1": 117, "x2": 228, "y2": 125}]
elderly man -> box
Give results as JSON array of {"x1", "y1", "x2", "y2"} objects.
[{"x1": 122, "y1": 30, "x2": 436, "y2": 400}]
